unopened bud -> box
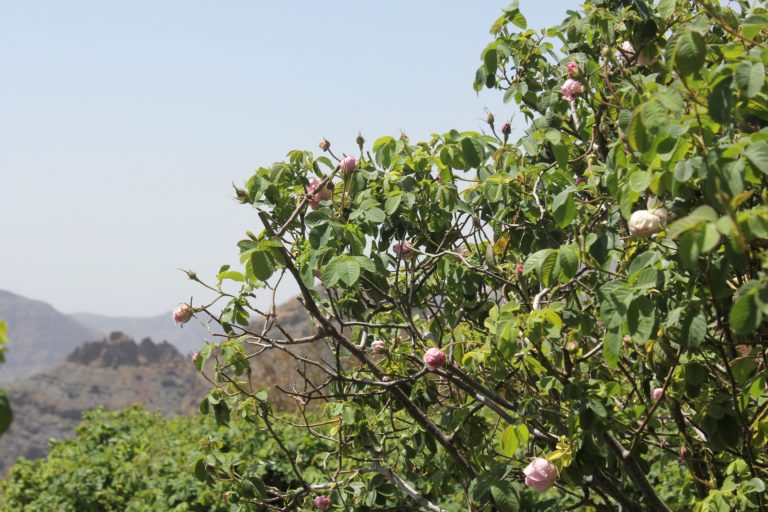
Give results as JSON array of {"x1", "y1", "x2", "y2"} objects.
[
  {"x1": 501, "y1": 122, "x2": 511, "y2": 136},
  {"x1": 319, "y1": 138, "x2": 331, "y2": 152},
  {"x1": 172, "y1": 304, "x2": 193, "y2": 325},
  {"x1": 486, "y1": 112, "x2": 495, "y2": 126},
  {"x1": 356, "y1": 132, "x2": 365, "y2": 147},
  {"x1": 233, "y1": 184, "x2": 251, "y2": 204},
  {"x1": 371, "y1": 340, "x2": 386, "y2": 354}
]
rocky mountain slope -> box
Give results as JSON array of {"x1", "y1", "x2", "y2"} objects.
[
  {"x1": 0, "y1": 290, "x2": 98, "y2": 383},
  {"x1": 0, "y1": 333, "x2": 209, "y2": 474},
  {"x1": 72, "y1": 310, "x2": 210, "y2": 355}
]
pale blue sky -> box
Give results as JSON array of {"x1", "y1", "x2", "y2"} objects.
[{"x1": 0, "y1": 1, "x2": 581, "y2": 316}]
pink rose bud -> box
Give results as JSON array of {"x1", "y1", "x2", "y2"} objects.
[
  {"x1": 393, "y1": 241, "x2": 414, "y2": 260},
  {"x1": 560, "y1": 78, "x2": 582, "y2": 102},
  {"x1": 172, "y1": 304, "x2": 193, "y2": 325},
  {"x1": 192, "y1": 351, "x2": 199, "y2": 362},
  {"x1": 501, "y1": 122, "x2": 511, "y2": 136},
  {"x1": 652, "y1": 387, "x2": 664, "y2": 401},
  {"x1": 340, "y1": 155, "x2": 357, "y2": 173},
  {"x1": 516, "y1": 263, "x2": 524, "y2": 279},
  {"x1": 371, "y1": 340, "x2": 386, "y2": 354},
  {"x1": 319, "y1": 138, "x2": 331, "y2": 151},
  {"x1": 313, "y1": 496, "x2": 331, "y2": 511},
  {"x1": 423, "y1": 347, "x2": 446, "y2": 371},
  {"x1": 679, "y1": 445, "x2": 688, "y2": 459},
  {"x1": 628, "y1": 208, "x2": 666, "y2": 237},
  {"x1": 523, "y1": 458, "x2": 558, "y2": 492},
  {"x1": 566, "y1": 60, "x2": 580, "y2": 77},
  {"x1": 306, "y1": 179, "x2": 333, "y2": 210}
]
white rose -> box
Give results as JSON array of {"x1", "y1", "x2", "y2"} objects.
[{"x1": 629, "y1": 208, "x2": 666, "y2": 237}]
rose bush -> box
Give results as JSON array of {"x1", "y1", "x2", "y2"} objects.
[{"x1": 189, "y1": 0, "x2": 768, "y2": 510}]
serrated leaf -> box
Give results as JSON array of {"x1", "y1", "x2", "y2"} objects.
[
  {"x1": 552, "y1": 190, "x2": 576, "y2": 228},
  {"x1": 674, "y1": 30, "x2": 706, "y2": 76},
  {"x1": 683, "y1": 310, "x2": 707, "y2": 348},
  {"x1": 708, "y1": 76, "x2": 735, "y2": 124},
  {"x1": 735, "y1": 60, "x2": 765, "y2": 98},
  {"x1": 322, "y1": 256, "x2": 361, "y2": 287},
  {"x1": 628, "y1": 296, "x2": 655, "y2": 342},
  {"x1": 730, "y1": 288, "x2": 761, "y2": 334},
  {"x1": 461, "y1": 137, "x2": 482, "y2": 168},
  {"x1": 540, "y1": 250, "x2": 560, "y2": 287},
  {"x1": 558, "y1": 246, "x2": 578, "y2": 279},
  {"x1": 657, "y1": 0, "x2": 677, "y2": 20},
  {"x1": 490, "y1": 481, "x2": 520, "y2": 512},
  {"x1": 745, "y1": 141, "x2": 768, "y2": 175}
]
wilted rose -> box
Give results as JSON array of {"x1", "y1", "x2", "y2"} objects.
[
  {"x1": 371, "y1": 340, "x2": 386, "y2": 354},
  {"x1": 423, "y1": 347, "x2": 446, "y2": 370},
  {"x1": 306, "y1": 178, "x2": 333, "y2": 210},
  {"x1": 313, "y1": 496, "x2": 331, "y2": 511},
  {"x1": 393, "y1": 242, "x2": 413, "y2": 260},
  {"x1": 172, "y1": 304, "x2": 193, "y2": 325},
  {"x1": 523, "y1": 457, "x2": 558, "y2": 492},
  {"x1": 561, "y1": 78, "x2": 582, "y2": 102}
]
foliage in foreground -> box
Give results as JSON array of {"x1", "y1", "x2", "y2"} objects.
[
  {"x1": 185, "y1": 0, "x2": 768, "y2": 510},
  {"x1": 0, "y1": 407, "x2": 226, "y2": 511}
]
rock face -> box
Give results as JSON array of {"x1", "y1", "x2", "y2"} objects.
[
  {"x1": 0, "y1": 333, "x2": 209, "y2": 474},
  {"x1": 0, "y1": 290, "x2": 98, "y2": 383}
]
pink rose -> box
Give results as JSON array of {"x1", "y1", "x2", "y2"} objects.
[
  {"x1": 371, "y1": 340, "x2": 386, "y2": 354},
  {"x1": 172, "y1": 304, "x2": 193, "y2": 325},
  {"x1": 561, "y1": 78, "x2": 582, "y2": 102},
  {"x1": 340, "y1": 155, "x2": 357, "y2": 173},
  {"x1": 423, "y1": 347, "x2": 446, "y2": 371},
  {"x1": 313, "y1": 496, "x2": 331, "y2": 511},
  {"x1": 652, "y1": 387, "x2": 664, "y2": 401},
  {"x1": 523, "y1": 457, "x2": 558, "y2": 492},
  {"x1": 393, "y1": 242, "x2": 413, "y2": 260},
  {"x1": 306, "y1": 179, "x2": 332, "y2": 210},
  {"x1": 566, "y1": 60, "x2": 580, "y2": 77}
]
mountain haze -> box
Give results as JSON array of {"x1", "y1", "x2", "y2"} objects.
[{"x1": 0, "y1": 290, "x2": 98, "y2": 383}]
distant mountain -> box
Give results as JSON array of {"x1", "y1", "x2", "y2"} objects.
[
  {"x1": 0, "y1": 332, "x2": 209, "y2": 474},
  {"x1": 0, "y1": 290, "x2": 98, "y2": 383},
  {"x1": 72, "y1": 311, "x2": 211, "y2": 355}
]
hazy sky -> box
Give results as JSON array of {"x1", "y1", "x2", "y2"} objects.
[{"x1": 0, "y1": 1, "x2": 581, "y2": 317}]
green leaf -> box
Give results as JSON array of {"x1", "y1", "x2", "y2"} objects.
[
  {"x1": 499, "y1": 425, "x2": 519, "y2": 457},
  {"x1": 657, "y1": 0, "x2": 677, "y2": 20},
  {"x1": 673, "y1": 30, "x2": 706, "y2": 76},
  {"x1": 558, "y1": 246, "x2": 579, "y2": 279},
  {"x1": 735, "y1": 60, "x2": 765, "y2": 98},
  {"x1": 322, "y1": 256, "x2": 361, "y2": 287},
  {"x1": 628, "y1": 296, "x2": 655, "y2": 342},
  {"x1": 461, "y1": 137, "x2": 482, "y2": 168},
  {"x1": 385, "y1": 194, "x2": 402, "y2": 215},
  {"x1": 523, "y1": 249, "x2": 554, "y2": 276},
  {"x1": 730, "y1": 287, "x2": 762, "y2": 334},
  {"x1": 667, "y1": 205, "x2": 718, "y2": 239},
  {"x1": 745, "y1": 141, "x2": 768, "y2": 175},
  {"x1": 552, "y1": 190, "x2": 576, "y2": 228},
  {"x1": 364, "y1": 206, "x2": 386, "y2": 223},
  {"x1": 708, "y1": 76, "x2": 735, "y2": 124},
  {"x1": 540, "y1": 250, "x2": 560, "y2": 287},
  {"x1": 0, "y1": 388, "x2": 11, "y2": 436},
  {"x1": 629, "y1": 170, "x2": 651, "y2": 193},
  {"x1": 683, "y1": 310, "x2": 707, "y2": 349},
  {"x1": 628, "y1": 107, "x2": 652, "y2": 154},
  {"x1": 490, "y1": 480, "x2": 520, "y2": 512},
  {"x1": 484, "y1": 48, "x2": 498, "y2": 75},
  {"x1": 249, "y1": 251, "x2": 275, "y2": 282},
  {"x1": 604, "y1": 328, "x2": 622, "y2": 368}
]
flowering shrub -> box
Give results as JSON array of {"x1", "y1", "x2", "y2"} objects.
[{"x1": 190, "y1": 0, "x2": 768, "y2": 510}]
